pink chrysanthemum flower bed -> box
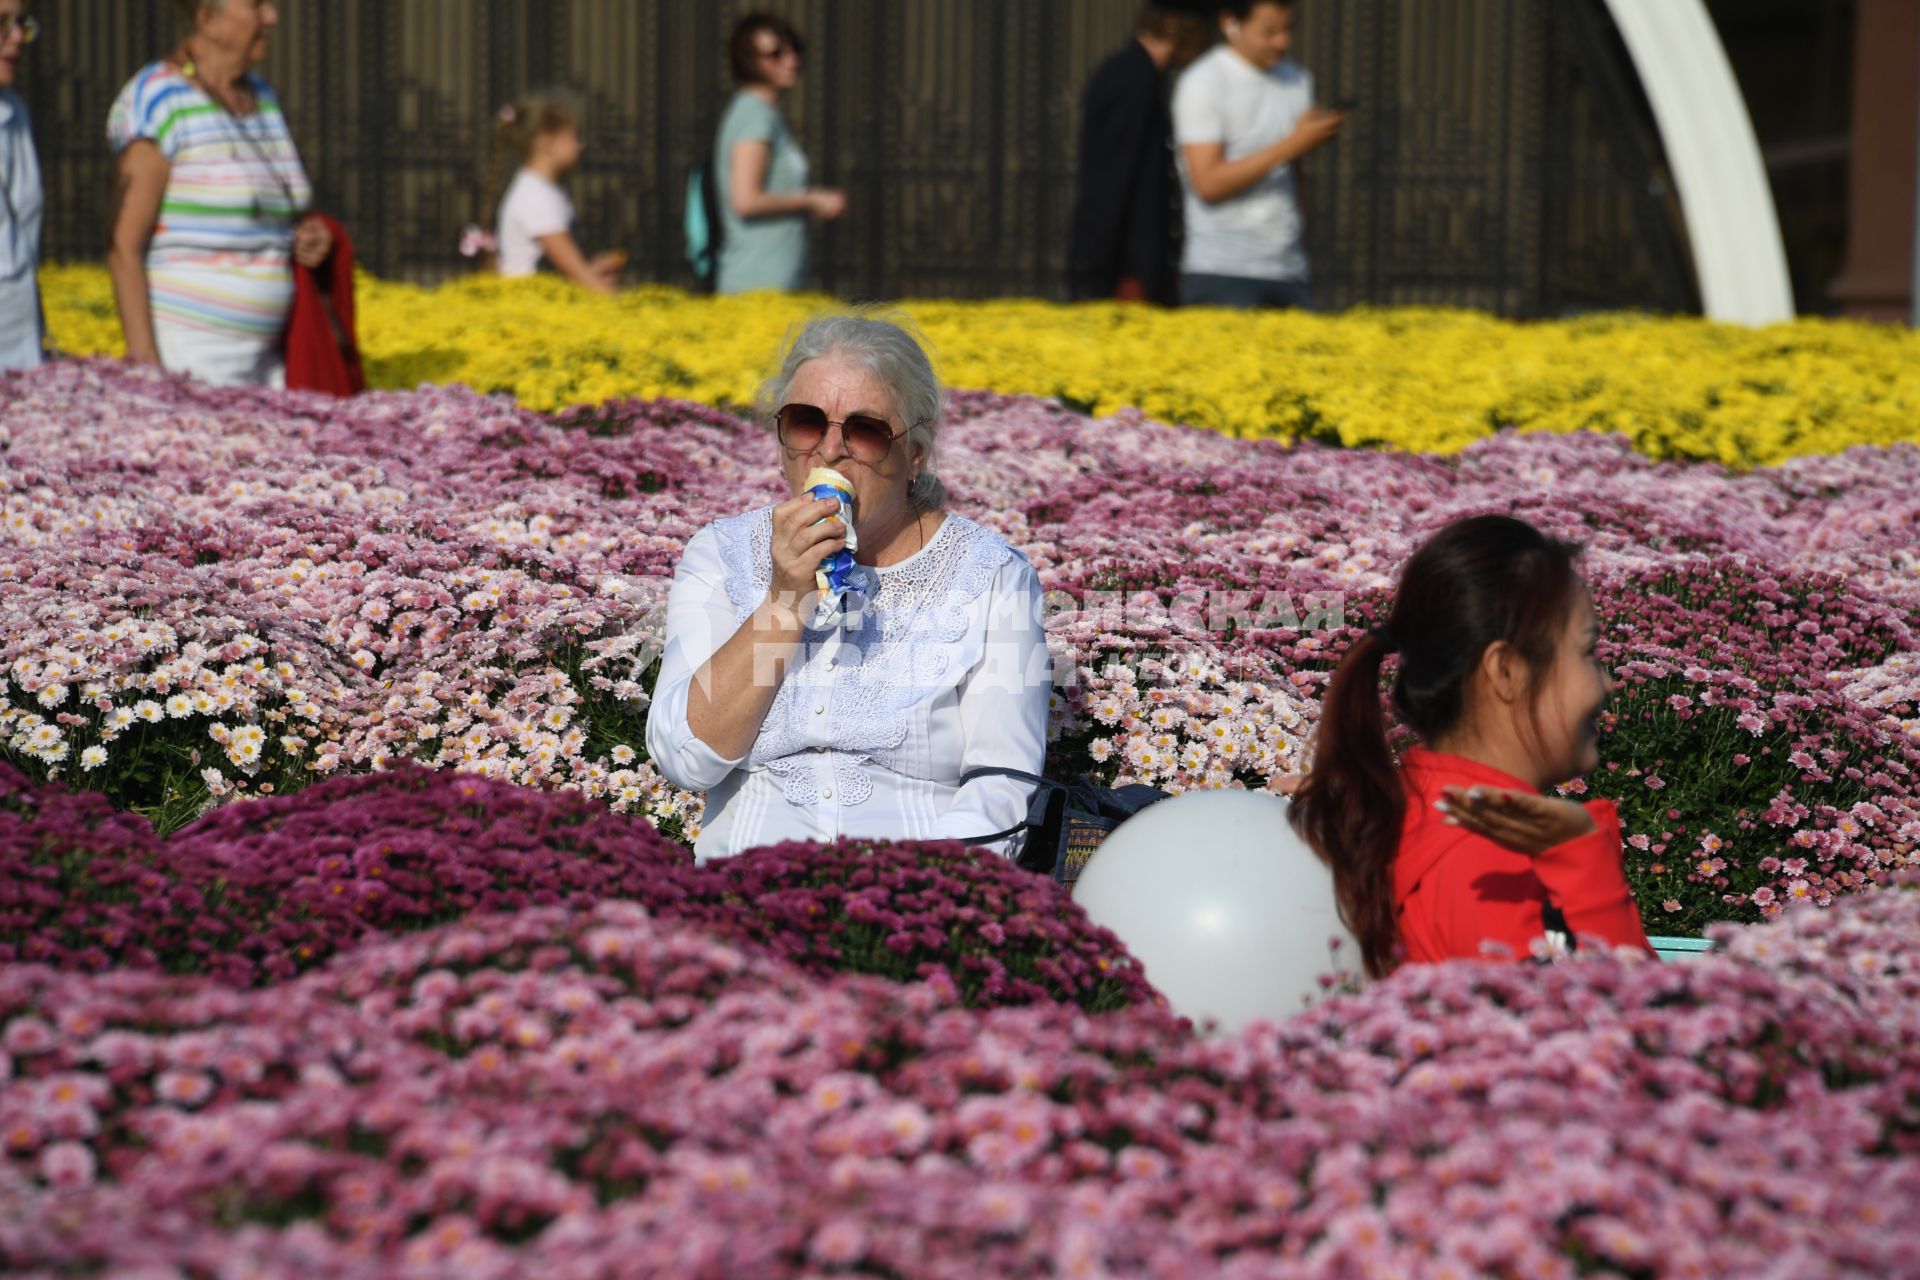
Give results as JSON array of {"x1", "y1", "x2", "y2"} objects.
[
  {"x1": 5, "y1": 362, "x2": 1920, "y2": 1273},
  {"x1": 2, "y1": 841, "x2": 1918, "y2": 1274},
  {"x1": 4, "y1": 361, "x2": 1917, "y2": 927}
]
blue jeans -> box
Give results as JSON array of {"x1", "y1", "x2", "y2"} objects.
[{"x1": 1181, "y1": 273, "x2": 1314, "y2": 310}]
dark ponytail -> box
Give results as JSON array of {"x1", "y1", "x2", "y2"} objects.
[{"x1": 1289, "y1": 514, "x2": 1583, "y2": 977}]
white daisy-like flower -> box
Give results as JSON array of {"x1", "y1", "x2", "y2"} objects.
[
  {"x1": 80, "y1": 746, "x2": 108, "y2": 770},
  {"x1": 610, "y1": 744, "x2": 636, "y2": 765},
  {"x1": 36, "y1": 683, "x2": 69, "y2": 708}
]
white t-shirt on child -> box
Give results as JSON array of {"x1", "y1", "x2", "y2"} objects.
[
  {"x1": 1172, "y1": 46, "x2": 1314, "y2": 282},
  {"x1": 496, "y1": 168, "x2": 573, "y2": 277}
]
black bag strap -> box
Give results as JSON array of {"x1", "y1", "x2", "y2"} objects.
[
  {"x1": 959, "y1": 766, "x2": 1059, "y2": 792},
  {"x1": 951, "y1": 767, "x2": 1063, "y2": 846},
  {"x1": 962, "y1": 819, "x2": 1034, "y2": 846}
]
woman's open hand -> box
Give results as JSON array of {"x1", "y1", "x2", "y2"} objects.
[
  {"x1": 1436, "y1": 785, "x2": 1596, "y2": 856},
  {"x1": 293, "y1": 215, "x2": 334, "y2": 269},
  {"x1": 589, "y1": 250, "x2": 627, "y2": 284},
  {"x1": 767, "y1": 493, "x2": 846, "y2": 608},
  {"x1": 808, "y1": 189, "x2": 848, "y2": 221}
]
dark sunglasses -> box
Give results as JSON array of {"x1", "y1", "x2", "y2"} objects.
[{"x1": 775, "y1": 403, "x2": 904, "y2": 462}]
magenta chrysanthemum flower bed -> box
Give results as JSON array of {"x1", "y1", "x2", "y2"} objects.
[
  {"x1": 0, "y1": 762, "x2": 1148, "y2": 1011},
  {"x1": 2, "y1": 875, "x2": 1918, "y2": 1275},
  {"x1": 4, "y1": 361, "x2": 1917, "y2": 927}
]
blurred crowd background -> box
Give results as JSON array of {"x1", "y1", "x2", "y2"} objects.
[{"x1": 17, "y1": 0, "x2": 1894, "y2": 319}]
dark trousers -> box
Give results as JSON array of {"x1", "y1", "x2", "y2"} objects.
[{"x1": 1181, "y1": 273, "x2": 1314, "y2": 310}]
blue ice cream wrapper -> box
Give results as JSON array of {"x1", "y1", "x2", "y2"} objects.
[{"x1": 806, "y1": 480, "x2": 859, "y2": 601}]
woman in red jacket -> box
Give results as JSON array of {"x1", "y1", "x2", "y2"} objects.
[{"x1": 1289, "y1": 514, "x2": 1653, "y2": 977}]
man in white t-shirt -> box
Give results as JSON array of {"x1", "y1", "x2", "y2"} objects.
[{"x1": 1172, "y1": 0, "x2": 1345, "y2": 309}]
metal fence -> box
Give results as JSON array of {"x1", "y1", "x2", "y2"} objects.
[{"x1": 25, "y1": 0, "x2": 1694, "y2": 313}]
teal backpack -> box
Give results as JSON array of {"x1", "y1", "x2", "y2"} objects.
[{"x1": 684, "y1": 139, "x2": 726, "y2": 291}]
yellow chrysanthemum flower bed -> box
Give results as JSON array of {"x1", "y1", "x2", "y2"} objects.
[{"x1": 39, "y1": 263, "x2": 1920, "y2": 464}]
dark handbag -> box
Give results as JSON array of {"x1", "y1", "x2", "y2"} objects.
[{"x1": 958, "y1": 767, "x2": 1169, "y2": 887}]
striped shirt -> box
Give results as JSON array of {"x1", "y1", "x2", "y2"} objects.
[{"x1": 108, "y1": 62, "x2": 312, "y2": 342}]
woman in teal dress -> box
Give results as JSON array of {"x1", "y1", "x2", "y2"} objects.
[{"x1": 714, "y1": 12, "x2": 846, "y2": 294}]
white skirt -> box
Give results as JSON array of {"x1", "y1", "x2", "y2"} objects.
[{"x1": 154, "y1": 313, "x2": 285, "y2": 389}]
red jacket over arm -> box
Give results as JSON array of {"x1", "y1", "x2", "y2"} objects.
[
  {"x1": 285, "y1": 212, "x2": 366, "y2": 396},
  {"x1": 1394, "y1": 747, "x2": 1653, "y2": 964}
]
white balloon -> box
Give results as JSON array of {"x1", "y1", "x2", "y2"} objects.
[{"x1": 1071, "y1": 789, "x2": 1365, "y2": 1034}]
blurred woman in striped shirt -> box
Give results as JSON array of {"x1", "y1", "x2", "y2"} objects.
[{"x1": 106, "y1": 0, "x2": 330, "y2": 388}]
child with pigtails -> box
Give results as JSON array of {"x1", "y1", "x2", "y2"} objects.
[{"x1": 465, "y1": 89, "x2": 624, "y2": 295}]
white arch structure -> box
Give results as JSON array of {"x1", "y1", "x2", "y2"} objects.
[{"x1": 1601, "y1": 0, "x2": 1795, "y2": 325}]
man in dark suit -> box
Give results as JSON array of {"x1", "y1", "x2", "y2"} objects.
[{"x1": 1068, "y1": 5, "x2": 1212, "y2": 304}]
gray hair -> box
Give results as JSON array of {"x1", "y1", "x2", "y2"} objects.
[{"x1": 758, "y1": 311, "x2": 948, "y2": 511}]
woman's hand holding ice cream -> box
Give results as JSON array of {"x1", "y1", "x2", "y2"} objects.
[{"x1": 767, "y1": 491, "x2": 847, "y2": 609}]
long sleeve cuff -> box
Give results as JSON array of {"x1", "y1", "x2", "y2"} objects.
[
  {"x1": 644, "y1": 673, "x2": 749, "y2": 793},
  {"x1": 1532, "y1": 800, "x2": 1653, "y2": 953}
]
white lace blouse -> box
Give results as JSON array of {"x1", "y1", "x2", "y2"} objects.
[{"x1": 646, "y1": 507, "x2": 1051, "y2": 862}]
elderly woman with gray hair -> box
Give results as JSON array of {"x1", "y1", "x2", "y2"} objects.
[{"x1": 647, "y1": 313, "x2": 1050, "y2": 862}]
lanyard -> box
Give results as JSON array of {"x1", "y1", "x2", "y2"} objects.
[{"x1": 184, "y1": 64, "x2": 303, "y2": 223}]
